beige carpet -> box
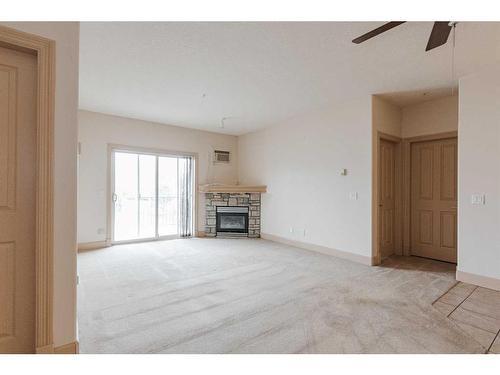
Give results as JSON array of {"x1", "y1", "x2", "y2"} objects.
[{"x1": 77, "y1": 238, "x2": 485, "y2": 353}]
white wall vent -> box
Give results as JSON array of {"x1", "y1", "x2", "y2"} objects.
[{"x1": 214, "y1": 150, "x2": 230, "y2": 163}]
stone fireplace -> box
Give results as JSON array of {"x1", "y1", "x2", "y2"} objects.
[{"x1": 200, "y1": 184, "x2": 266, "y2": 238}]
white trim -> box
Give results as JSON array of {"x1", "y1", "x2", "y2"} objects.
[
  {"x1": 155, "y1": 156, "x2": 159, "y2": 239},
  {"x1": 109, "y1": 143, "x2": 198, "y2": 159},
  {"x1": 456, "y1": 270, "x2": 500, "y2": 291},
  {"x1": 261, "y1": 233, "x2": 374, "y2": 266},
  {"x1": 78, "y1": 237, "x2": 183, "y2": 252},
  {"x1": 77, "y1": 241, "x2": 109, "y2": 252},
  {"x1": 111, "y1": 234, "x2": 179, "y2": 246}
]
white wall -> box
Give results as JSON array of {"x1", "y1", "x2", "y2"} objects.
[
  {"x1": 458, "y1": 64, "x2": 500, "y2": 285},
  {"x1": 401, "y1": 95, "x2": 458, "y2": 138},
  {"x1": 78, "y1": 110, "x2": 238, "y2": 244},
  {"x1": 372, "y1": 96, "x2": 402, "y2": 137},
  {"x1": 372, "y1": 94, "x2": 458, "y2": 140},
  {"x1": 238, "y1": 97, "x2": 373, "y2": 259},
  {"x1": 0, "y1": 22, "x2": 80, "y2": 347}
]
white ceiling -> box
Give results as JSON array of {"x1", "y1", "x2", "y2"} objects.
[
  {"x1": 377, "y1": 87, "x2": 457, "y2": 108},
  {"x1": 79, "y1": 22, "x2": 500, "y2": 135}
]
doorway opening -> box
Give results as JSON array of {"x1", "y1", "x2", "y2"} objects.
[
  {"x1": 406, "y1": 134, "x2": 458, "y2": 263},
  {"x1": 372, "y1": 89, "x2": 458, "y2": 265},
  {"x1": 109, "y1": 146, "x2": 195, "y2": 244}
]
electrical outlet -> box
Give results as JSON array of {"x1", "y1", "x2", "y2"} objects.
[{"x1": 289, "y1": 227, "x2": 294, "y2": 234}]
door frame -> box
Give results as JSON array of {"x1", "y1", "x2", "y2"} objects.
[
  {"x1": 0, "y1": 26, "x2": 55, "y2": 353},
  {"x1": 106, "y1": 143, "x2": 198, "y2": 245},
  {"x1": 373, "y1": 131, "x2": 403, "y2": 265},
  {"x1": 402, "y1": 131, "x2": 458, "y2": 257}
]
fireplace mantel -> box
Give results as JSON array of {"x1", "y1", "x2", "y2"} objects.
[{"x1": 199, "y1": 184, "x2": 267, "y2": 193}]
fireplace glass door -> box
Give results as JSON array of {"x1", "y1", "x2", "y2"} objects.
[{"x1": 216, "y1": 207, "x2": 249, "y2": 234}]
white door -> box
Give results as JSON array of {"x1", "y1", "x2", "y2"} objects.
[{"x1": 112, "y1": 150, "x2": 190, "y2": 243}]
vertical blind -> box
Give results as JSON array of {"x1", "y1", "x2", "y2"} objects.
[{"x1": 178, "y1": 156, "x2": 194, "y2": 237}]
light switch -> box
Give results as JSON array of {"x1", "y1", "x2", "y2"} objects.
[
  {"x1": 349, "y1": 192, "x2": 358, "y2": 200},
  {"x1": 340, "y1": 168, "x2": 348, "y2": 176},
  {"x1": 471, "y1": 194, "x2": 485, "y2": 205}
]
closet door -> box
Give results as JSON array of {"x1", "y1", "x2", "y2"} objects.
[{"x1": 411, "y1": 138, "x2": 457, "y2": 263}]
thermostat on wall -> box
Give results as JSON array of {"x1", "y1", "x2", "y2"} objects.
[{"x1": 471, "y1": 194, "x2": 485, "y2": 205}]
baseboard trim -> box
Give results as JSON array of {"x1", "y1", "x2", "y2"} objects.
[
  {"x1": 456, "y1": 270, "x2": 500, "y2": 291},
  {"x1": 261, "y1": 233, "x2": 373, "y2": 266},
  {"x1": 54, "y1": 341, "x2": 79, "y2": 354},
  {"x1": 36, "y1": 344, "x2": 54, "y2": 354},
  {"x1": 78, "y1": 241, "x2": 108, "y2": 252}
]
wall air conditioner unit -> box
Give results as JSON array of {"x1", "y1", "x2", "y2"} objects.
[{"x1": 214, "y1": 150, "x2": 230, "y2": 164}]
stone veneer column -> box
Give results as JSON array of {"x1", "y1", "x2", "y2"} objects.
[{"x1": 205, "y1": 192, "x2": 261, "y2": 238}]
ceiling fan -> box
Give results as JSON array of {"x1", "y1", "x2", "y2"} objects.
[{"x1": 352, "y1": 22, "x2": 456, "y2": 51}]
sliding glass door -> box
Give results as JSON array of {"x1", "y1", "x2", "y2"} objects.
[
  {"x1": 158, "y1": 156, "x2": 178, "y2": 236},
  {"x1": 112, "y1": 149, "x2": 194, "y2": 243}
]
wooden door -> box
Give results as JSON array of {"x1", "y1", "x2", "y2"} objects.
[
  {"x1": 0, "y1": 45, "x2": 37, "y2": 353},
  {"x1": 379, "y1": 139, "x2": 396, "y2": 259},
  {"x1": 411, "y1": 138, "x2": 457, "y2": 263}
]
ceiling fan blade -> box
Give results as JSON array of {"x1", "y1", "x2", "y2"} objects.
[
  {"x1": 426, "y1": 21, "x2": 452, "y2": 51},
  {"x1": 352, "y1": 22, "x2": 406, "y2": 44}
]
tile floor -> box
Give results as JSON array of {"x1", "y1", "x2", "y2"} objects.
[{"x1": 433, "y1": 282, "x2": 500, "y2": 353}]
